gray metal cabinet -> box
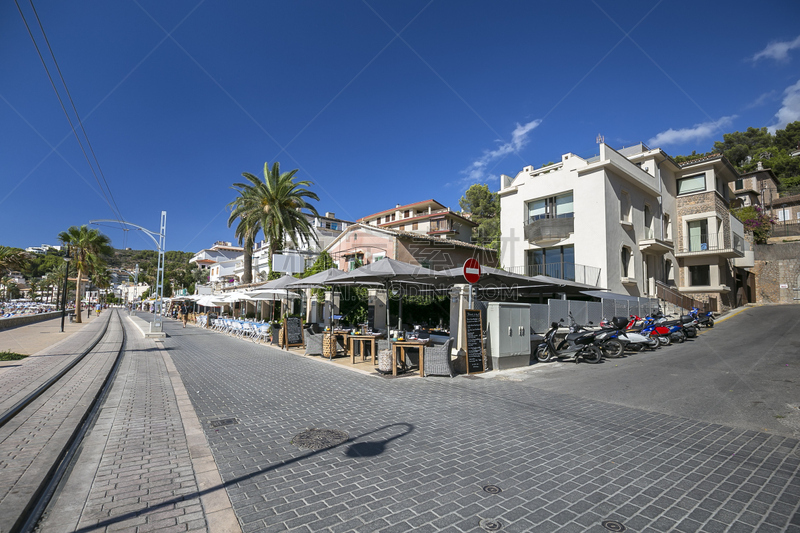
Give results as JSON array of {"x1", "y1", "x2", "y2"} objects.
[{"x1": 486, "y1": 302, "x2": 531, "y2": 370}]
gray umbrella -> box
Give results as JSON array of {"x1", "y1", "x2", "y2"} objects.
[
  {"x1": 329, "y1": 258, "x2": 441, "y2": 338},
  {"x1": 255, "y1": 274, "x2": 299, "y2": 319}
]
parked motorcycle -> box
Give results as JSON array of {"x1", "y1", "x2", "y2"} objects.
[
  {"x1": 601, "y1": 316, "x2": 659, "y2": 351},
  {"x1": 690, "y1": 306, "x2": 714, "y2": 328},
  {"x1": 535, "y1": 319, "x2": 603, "y2": 364}
]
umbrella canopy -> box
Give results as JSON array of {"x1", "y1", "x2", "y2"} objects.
[
  {"x1": 255, "y1": 274, "x2": 299, "y2": 290},
  {"x1": 419, "y1": 265, "x2": 545, "y2": 289},
  {"x1": 287, "y1": 268, "x2": 348, "y2": 288},
  {"x1": 329, "y1": 258, "x2": 442, "y2": 333},
  {"x1": 196, "y1": 295, "x2": 225, "y2": 307},
  {"x1": 246, "y1": 288, "x2": 301, "y2": 300},
  {"x1": 223, "y1": 291, "x2": 255, "y2": 301}
]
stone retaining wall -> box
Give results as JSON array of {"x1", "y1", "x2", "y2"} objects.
[
  {"x1": 752, "y1": 242, "x2": 800, "y2": 304},
  {"x1": 0, "y1": 311, "x2": 64, "y2": 330}
]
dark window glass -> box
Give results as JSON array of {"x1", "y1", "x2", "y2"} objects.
[{"x1": 689, "y1": 265, "x2": 710, "y2": 286}]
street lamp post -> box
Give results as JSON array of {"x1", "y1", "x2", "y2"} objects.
[
  {"x1": 60, "y1": 248, "x2": 71, "y2": 332},
  {"x1": 90, "y1": 214, "x2": 166, "y2": 334}
]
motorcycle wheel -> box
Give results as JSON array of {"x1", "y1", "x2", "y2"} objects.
[
  {"x1": 602, "y1": 339, "x2": 624, "y2": 358},
  {"x1": 580, "y1": 345, "x2": 603, "y2": 364},
  {"x1": 535, "y1": 346, "x2": 551, "y2": 363},
  {"x1": 658, "y1": 336, "x2": 670, "y2": 346},
  {"x1": 674, "y1": 331, "x2": 685, "y2": 343}
]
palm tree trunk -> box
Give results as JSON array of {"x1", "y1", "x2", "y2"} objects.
[
  {"x1": 75, "y1": 268, "x2": 83, "y2": 323},
  {"x1": 243, "y1": 238, "x2": 253, "y2": 284}
]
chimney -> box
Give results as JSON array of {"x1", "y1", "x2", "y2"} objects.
[
  {"x1": 396, "y1": 204, "x2": 401, "y2": 209},
  {"x1": 325, "y1": 212, "x2": 335, "y2": 218},
  {"x1": 757, "y1": 161, "x2": 763, "y2": 171}
]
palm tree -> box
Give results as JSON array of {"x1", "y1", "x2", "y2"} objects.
[
  {"x1": 228, "y1": 161, "x2": 320, "y2": 280},
  {"x1": 0, "y1": 246, "x2": 28, "y2": 278},
  {"x1": 57, "y1": 225, "x2": 113, "y2": 323}
]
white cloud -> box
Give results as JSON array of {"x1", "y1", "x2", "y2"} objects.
[
  {"x1": 647, "y1": 116, "x2": 736, "y2": 147},
  {"x1": 767, "y1": 79, "x2": 800, "y2": 133},
  {"x1": 457, "y1": 119, "x2": 542, "y2": 186},
  {"x1": 745, "y1": 90, "x2": 778, "y2": 109},
  {"x1": 752, "y1": 35, "x2": 800, "y2": 62}
]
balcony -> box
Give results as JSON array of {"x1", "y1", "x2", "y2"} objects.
[
  {"x1": 505, "y1": 262, "x2": 602, "y2": 287},
  {"x1": 675, "y1": 233, "x2": 744, "y2": 258},
  {"x1": 427, "y1": 220, "x2": 457, "y2": 235},
  {"x1": 638, "y1": 230, "x2": 673, "y2": 254},
  {"x1": 524, "y1": 216, "x2": 574, "y2": 244}
]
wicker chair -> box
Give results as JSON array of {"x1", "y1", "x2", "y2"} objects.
[
  {"x1": 423, "y1": 338, "x2": 455, "y2": 378},
  {"x1": 305, "y1": 330, "x2": 323, "y2": 356}
]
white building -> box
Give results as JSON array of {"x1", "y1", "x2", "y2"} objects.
[{"x1": 500, "y1": 142, "x2": 747, "y2": 310}]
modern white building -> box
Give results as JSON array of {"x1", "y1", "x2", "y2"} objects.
[{"x1": 500, "y1": 142, "x2": 747, "y2": 311}]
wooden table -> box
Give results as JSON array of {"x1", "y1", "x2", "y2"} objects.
[
  {"x1": 391, "y1": 339, "x2": 429, "y2": 377},
  {"x1": 348, "y1": 334, "x2": 381, "y2": 365}
]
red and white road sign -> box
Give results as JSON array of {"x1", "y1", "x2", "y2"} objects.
[{"x1": 463, "y1": 258, "x2": 481, "y2": 284}]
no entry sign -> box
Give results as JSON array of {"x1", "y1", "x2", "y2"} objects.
[{"x1": 463, "y1": 258, "x2": 481, "y2": 284}]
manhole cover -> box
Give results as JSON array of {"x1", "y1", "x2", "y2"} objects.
[
  {"x1": 292, "y1": 428, "x2": 349, "y2": 450},
  {"x1": 601, "y1": 520, "x2": 626, "y2": 532},
  {"x1": 209, "y1": 418, "x2": 238, "y2": 428},
  {"x1": 479, "y1": 518, "x2": 502, "y2": 531},
  {"x1": 483, "y1": 485, "x2": 502, "y2": 494}
]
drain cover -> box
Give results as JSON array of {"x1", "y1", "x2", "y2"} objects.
[
  {"x1": 209, "y1": 418, "x2": 238, "y2": 428},
  {"x1": 292, "y1": 428, "x2": 349, "y2": 450},
  {"x1": 483, "y1": 485, "x2": 502, "y2": 494},
  {"x1": 601, "y1": 520, "x2": 626, "y2": 532},
  {"x1": 479, "y1": 518, "x2": 502, "y2": 531}
]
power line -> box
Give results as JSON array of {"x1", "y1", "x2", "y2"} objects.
[{"x1": 15, "y1": 0, "x2": 127, "y2": 231}]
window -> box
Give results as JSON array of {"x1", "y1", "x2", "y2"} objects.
[
  {"x1": 689, "y1": 265, "x2": 710, "y2": 286},
  {"x1": 677, "y1": 173, "x2": 706, "y2": 195},
  {"x1": 663, "y1": 214, "x2": 671, "y2": 240},
  {"x1": 398, "y1": 224, "x2": 404, "y2": 231},
  {"x1": 735, "y1": 178, "x2": 743, "y2": 190},
  {"x1": 688, "y1": 220, "x2": 708, "y2": 251},
  {"x1": 412, "y1": 221, "x2": 418, "y2": 230},
  {"x1": 644, "y1": 204, "x2": 653, "y2": 239},
  {"x1": 621, "y1": 246, "x2": 632, "y2": 278},
  {"x1": 664, "y1": 259, "x2": 673, "y2": 283},
  {"x1": 527, "y1": 192, "x2": 574, "y2": 222},
  {"x1": 525, "y1": 245, "x2": 575, "y2": 280},
  {"x1": 620, "y1": 191, "x2": 631, "y2": 222},
  {"x1": 404, "y1": 210, "x2": 410, "y2": 218}
]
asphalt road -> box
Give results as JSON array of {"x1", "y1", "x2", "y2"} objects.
[{"x1": 490, "y1": 304, "x2": 800, "y2": 438}]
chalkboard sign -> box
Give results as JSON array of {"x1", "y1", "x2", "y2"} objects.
[
  {"x1": 367, "y1": 304, "x2": 375, "y2": 330},
  {"x1": 283, "y1": 317, "x2": 304, "y2": 348},
  {"x1": 463, "y1": 309, "x2": 484, "y2": 374}
]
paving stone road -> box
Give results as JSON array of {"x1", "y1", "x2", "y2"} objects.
[{"x1": 164, "y1": 317, "x2": 800, "y2": 533}]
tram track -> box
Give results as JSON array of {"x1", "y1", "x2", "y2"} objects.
[{"x1": 0, "y1": 309, "x2": 127, "y2": 533}]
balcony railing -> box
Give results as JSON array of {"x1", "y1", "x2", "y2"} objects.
[
  {"x1": 505, "y1": 262, "x2": 602, "y2": 287},
  {"x1": 676, "y1": 233, "x2": 744, "y2": 257},
  {"x1": 523, "y1": 216, "x2": 574, "y2": 244}
]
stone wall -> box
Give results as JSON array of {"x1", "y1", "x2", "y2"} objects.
[
  {"x1": 0, "y1": 311, "x2": 63, "y2": 330},
  {"x1": 751, "y1": 242, "x2": 800, "y2": 304}
]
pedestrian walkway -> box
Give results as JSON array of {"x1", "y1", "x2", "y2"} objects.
[{"x1": 0, "y1": 312, "x2": 241, "y2": 533}]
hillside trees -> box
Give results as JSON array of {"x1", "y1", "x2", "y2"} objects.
[{"x1": 459, "y1": 184, "x2": 500, "y2": 251}]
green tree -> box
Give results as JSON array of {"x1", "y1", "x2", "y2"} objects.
[
  {"x1": 0, "y1": 246, "x2": 28, "y2": 278},
  {"x1": 228, "y1": 162, "x2": 320, "y2": 278},
  {"x1": 459, "y1": 184, "x2": 501, "y2": 251},
  {"x1": 58, "y1": 226, "x2": 113, "y2": 323}
]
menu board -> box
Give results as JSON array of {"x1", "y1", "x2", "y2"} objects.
[
  {"x1": 463, "y1": 309, "x2": 484, "y2": 374},
  {"x1": 284, "y1": 317, "x2": 304, "y2": 347}
]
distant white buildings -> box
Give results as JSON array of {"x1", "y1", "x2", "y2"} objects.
[{"x1": 24, "y1": 244, "x2": 62, "y2": 254}]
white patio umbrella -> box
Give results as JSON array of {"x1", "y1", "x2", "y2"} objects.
[{"x1": 246, "y1": 288, "x2": 300, "y2": 300}]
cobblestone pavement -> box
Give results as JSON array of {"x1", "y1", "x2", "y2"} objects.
[
  {"x1": 40, "y1": 314, "x2": 213, "y2": 533},
  {"x1": 164, "y1": 322, "x2": 800, "y2": 533}
]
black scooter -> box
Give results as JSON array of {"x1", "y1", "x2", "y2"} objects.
[{"x1": 535, "y1": 319, "x2": 603, "y2": 364}]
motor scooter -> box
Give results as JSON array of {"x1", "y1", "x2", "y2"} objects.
[
  {"x1": 535, "y1": 319, "x2": 603, "y2": 364},
  {"x1": 690, "y1": 306, "x2": 714, "y2": 328},
  {"x1": 601, "y1": 316, "x2": 659, "y2": 351}
]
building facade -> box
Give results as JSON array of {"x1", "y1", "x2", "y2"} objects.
[
  {"x1": 500, "y1": 142, "x2": 747, "y2": 311},
  {"x1": 358, "y1": 200, "x2": 477, "y2": 243}
]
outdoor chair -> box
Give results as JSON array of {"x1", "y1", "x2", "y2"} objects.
[
  {"x1": 305, "y1": 330, "x2": 323, "y2": 356},
  {"x1": 253, "y1": 324, "x2": 270, "y2": 343},
  {"x1": 423, "y1": 338, "x2": 455, "y2": 378}
]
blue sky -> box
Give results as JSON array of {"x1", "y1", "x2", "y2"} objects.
[{"x1": 2, "y1": 0, "x2": 800, "y2": 253}]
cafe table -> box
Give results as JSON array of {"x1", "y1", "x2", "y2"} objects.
[
  {"x1": 391, "y1": 338, "x2": 430, "y2": 377},
  {"x1": 348, "y1": 333, "x2": 381, "y2": 365}
]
